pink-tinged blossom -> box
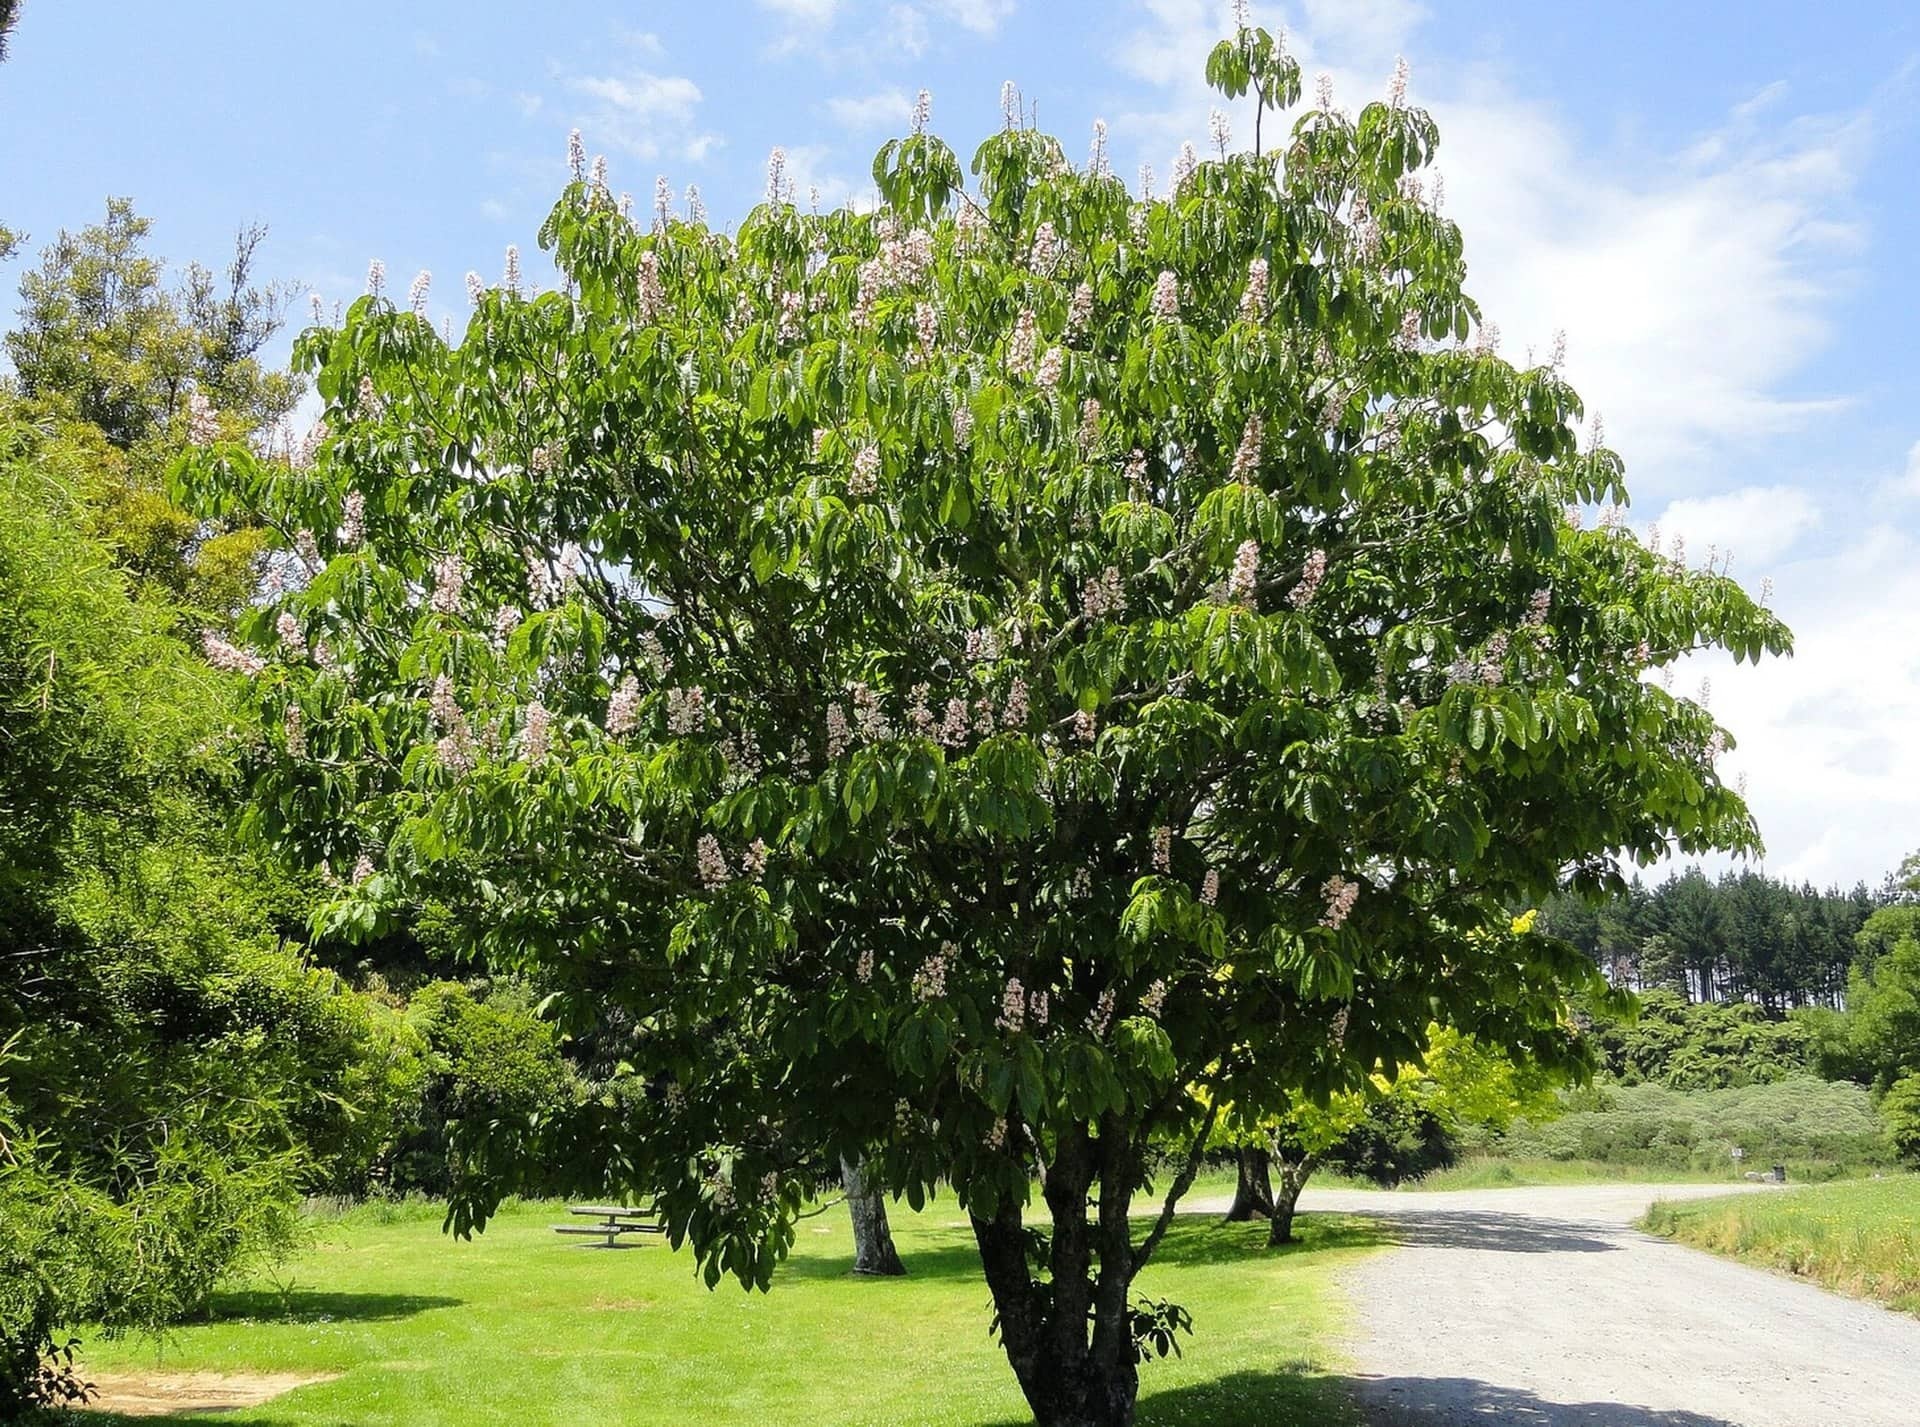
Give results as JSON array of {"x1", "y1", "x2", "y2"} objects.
[
  {"x1": 697, "y1": 834, "x2": 730, "y2": 890},
  {"x1": 1140, "y1": 979, "x2": 1169, "y2": 1017},
  {"x1": 940, "y1": 696, "x2": 971, "y2": 748},
  {"x1": 850, "y1": 444, "x2": 881, "y2": 497},
  {"x1": 911, "y1": 88, "x2": 932, "y2": 134},
  {"x1": 1137, "y1": 162, "x2": 1155, "y2": 201},
  {"x1": 966, "y1": 628, "x2": 1000, "y2": 663},
  {"x1": 1124, "y1": 448, "x2": 1149, "y2": 496},
  {"x1": 740, "y1": 839, "x2": 769, "y2": 881},
  {"x1": 1589, "y1": 412, "x2": 1607, "y2": 452},
  {"x1": 1000, "y1": 80, "x2": 1021, "y2": 130},
  {"x1": 466, "y1": 271, "x2": 485, "y2": 306},
  {"x1": 1332, "y1": 1006, "x2": 1350, "y2": 1046},
  {"x1": 1072, "y1": 708, "x2": 1097, "y2": 743},
  {"x1": 857, "y1": 948, "x2": 875, "y2": 983},
  {"x1": 952, "y1": 399, "x2": 974, "y2": 449},
  {"x1": 492, "y1": 606, "x2": 521, "y2": 648},
  {"x1": 1072, "y1": 866, "x2": 1093, "y2": 900},
  {"x1": 436, "y1": 726, "x2": 476, "y2": 776},
  {"x1": 520, "y1": 700, "x2": 551, "y2": 764},
  {"x1": 1201, "y1": 868, "x2": 1220, "y2": 905},
  {"x1": 1549, "y1": 329, "x2": 1568, "y2": 370},
  {"x1": 1003, "y1": 677, "x2": 1030, "y2": 729},
  {"x1": 1229, "y1": 415, "x2": 1264, "y2": 483},
  {"x1": 1524, "y1": 588, "x2": 1551, "y2": 626},
  {"x1": 1759, "y1": 577, "x2": 1774, "y2": 607},
  {"x1": 638, "y1": 251, "x2": 665, "y2": 320},
  {"x1": 409, "y1": 270, "x2": 431, "y2": 316},
  {"x1": 283, "y1": 703, "x2": 306, "y2": 759},
  {"x1": 1697, "y1": 678, "x2": 1712, "y2": 710},
  {"x1": 503, "y1": 245, "x2": 522, "y2": 296},
  {"x1": 430, "y1": 554, "x2": 466, "y2": 614},
  {"x1": 972, "y1": 695, "x2": 997, "y2": 738},
  {"x1": 351, "y1": 854, "x2": 375, "y2": 885},
  {"x1": 985, "y1": 1117, "x2": 1008, "y2": 1151},
  {"x1": 1088, "y1": 118, "x2": 1110, "y2": 177},
  {"x1": 775, "y1": 289, "x2": 805, "y2": 344},
  {"x1": 765, "y1": 146, "x2": 788, "y2": 205},
  {"x1": 1082, "y1": 566, "x2": 1126, "y2": 621},
  {"x1": 1669, "y1": 533, "x2": 1687, "y2": 568},
  {"x1": 1315, "y1": 72, "x2": 1335, "y2": 112},
  {"x1": 366, "y1": 259, "x2": 386, "y2": 297},
  {"x1": 1737, "y1": 771, "x2": 1750, "y2": 797},
  {"x1": 1007, "y1": 309, "x2": 1038, "y2": 376},
  {"x1": 187, "y1": 389, "x2": 220, "y2": 444},
  {"x1": 1029, "y1": 989, "x2": 1050, "y2": 1028},
  {"x1": 1479, "y1": 632, "x2": 1509, "y2": 686},
  {"x1": 1086, "y1": 989, "x2": 1115, "y2": 1038},
  {"x1": 590, "y1": 154, "x2": 608, "y2": 192},
  {"x1": 1239, "y1": 257, "x2": 1269, "y2": 322},
  {"x1": 913, "y1": 943, "x2": 953, "y2": 1000},
  {"x1": 1150, "y1": 270, "x2": 1179, "y2": 321},
  {"x1": 1564, "y1": 505, "x2": 1584, "y2": 531},
  {"x1": 849, "y1": 681, "x2": 891, "y2": 742},
  {"x1": 568, "y1": 128, "x2": 586, "y2": 181},
  {"x1": 1231, "y1": 0, "x2": 1251, "y2": 27},
  {"x1": 309, "y1": 291, "x2": 325, "y2": 324},
  {"x1": 606, "y1": 675, "x2": 642, "y2": 737},
  {"x1": 826, "y1": 704, "x2": 853, "y2": 761},
  {"x1": 1078, "y1": 398, "x2": 1101, "y2": 455},
  {"x1": 1028, "y1": 221, "x2": 1060, "y2": 276},
  {"x1": 1320, "y1": 874, "x2": 1359, "y2": 930},
  {"x1": 997, "y1": 978, "x2": 1026, "y2": 1032},
  {"x1": 685, "y1": 184, "x2": 707, "y2": 224},
  {"x1": 666, "y1": 686, "x2": 707, "y2": 736},
  {"x1": 1387, "y1": 56, "x2": 1409, "y2": 108},
  {"x1": 341, "y1": 490, "x2": 365, "y2": 546},
  {"x1": 1290, "y1": 549, "x2": 1328, "y2": 609},
  {"x1": 639, "y1": 631, "x2": 668, "y2": 678},
  {"x1": 1066, "y1": 281, "x2": 1094, "y2": 340},
  {"x1": 1035, "y1": 346, "x2": 1064, "y2": 390},
  {"x1": 913, "y1": 300, "x2": 938, "y2": 356},
  {"x1": 276, "y1": 610, "x2": 303, "y2": 649},
  {"x1": 1208, "y1": 107, "x2": 1231, "y2": 158},
  {"x1": 1227, "y1": 540, "x2": 1260, "y2": 606},
  {"x1": 429, "y1": 674, "x2": 460, "y2": 731},
  {"x1": 907, "y1": 683, "x2": 934, "y2": 736},
  {"x1": 1151, "y1": 824, "x2": 1173, "y2": 872},
  {"x1": 1171, "y1": 142, "x2": 1197, "y2": 194}
]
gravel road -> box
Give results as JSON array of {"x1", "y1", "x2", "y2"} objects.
[{"x1": 1255, "y1": 1182, "x2": 1920, "y2": 1426}]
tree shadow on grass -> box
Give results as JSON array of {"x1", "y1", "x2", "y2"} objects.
[{"x1": 198, "y1": 1288, "x2": 464, "y2": 1324}]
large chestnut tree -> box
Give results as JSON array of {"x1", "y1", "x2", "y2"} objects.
[{"x1": 178, "y1": 21, "x2": 1786, "y2": 1426}]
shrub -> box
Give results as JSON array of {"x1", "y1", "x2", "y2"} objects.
[{"x1": 1882, "y1": 1074, "x2": 1920, "y2": 1165}]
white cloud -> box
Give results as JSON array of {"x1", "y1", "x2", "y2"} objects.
[
  {"x1": 1889, "y1": 440, "x2": 1920, "y2": 499},
  {"x1": 758, "y1": 0, "x2": 842, "y2": 18},
  {"x1": 827, "y1": 88, "x2": 913, "y2": 130},
  {"x1": 479, "y1": 198, "x2": 510, "y2": 221},
  {"x1": 1647, "y1": 486, "x2": 1821, "y2": 569},
  {"x1": 927, "y1": 0, "x2": 1017, "y2": 35},
  {"x1": 513, "y1": 91, "x2": 544, "y2": 119},
  {"x1": 571, "y1": 71, "x2": 711, "y2": 162}
]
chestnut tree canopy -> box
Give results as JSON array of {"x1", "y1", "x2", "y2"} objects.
[{"x1": 177, "y1": 19, "x2": 1787, "y2": 1426}]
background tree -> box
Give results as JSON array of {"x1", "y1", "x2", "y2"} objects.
[
  {"x1": 0, "y1": 1, "x2": 21, "y2": 64},
  {"x1": 178, "y1": 19, "x2": 1786, "y2": 1426}
]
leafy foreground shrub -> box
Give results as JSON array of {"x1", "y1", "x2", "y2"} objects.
[
  {"x1": 1463, "y1": 1076, "x2": 1891, "y2": 1176},
  {"x1": 1882, "y1": 1073, "x2": 1920, "y2": 1166}
]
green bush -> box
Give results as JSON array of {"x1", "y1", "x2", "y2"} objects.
[
  {"x1": 1486, "y1": 1077, "x2": 1890, "y2": 1175},
  {"x1": 1882, "y1": 1074, "x2": 1920, "y2": 1166}
]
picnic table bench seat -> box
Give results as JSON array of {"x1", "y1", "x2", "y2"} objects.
[{"x1": 552, "y1": 1202, "x2": 665, "y2": 1248}]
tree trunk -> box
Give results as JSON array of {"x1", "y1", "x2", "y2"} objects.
[
  {"x1": 1221, "y1": 1145, "x2": 1274, "y2": 1222},
  {"x1": 1266, "y1": 1151, "x2": 1318, "y2": 1247},
  {"x1": 841, "y1": 1153, "x2": 905, "y2": 1277},
  {"x1": 970, "y1": 1121, "x2": 1142, "y2": 1427}
]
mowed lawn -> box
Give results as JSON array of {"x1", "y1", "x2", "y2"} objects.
[
  {"x1": 1641, "y1": 1175, "x2": 1920, "y2": 1316},
  {"x1": 69, "y1": 1195, "x2": 1384, "y2": 1427}
]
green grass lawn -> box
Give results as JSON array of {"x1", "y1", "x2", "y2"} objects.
[
  {"x1": 1640, "y1": 1174, "x2": 1920, "y2": 1315},
  {"x1": 67, "y1": 1197, "x2": 1385, "y2": 1427}
]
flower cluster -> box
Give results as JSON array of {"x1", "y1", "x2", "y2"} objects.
[
  {"x1": 637, "y1": 250, "x2": 665, "y2": 320},
  {"x1": 697, "y1": 834, "x2": 730, "y2": 889},
  {"x1": 1290, "y1": 549, "x2": 1328, "y2": 609},
  {"x1": 1239, "y1": 257, "x2": 1269, "y2": 322},
  {"x1": 1035, "y1": 346, "x2": 1064, "y2": 389},
  {"x1": 1072, "y1": 708, "x2": 1098, "y2": 743},
  {"x1": 1002, "y1": 677, "x2": 1030, "y2": 729},
  {"x1": 1078, "y1": 397, "x2": 1101, "y2": 454},
  {"x1": 912, "y1": 943, "x2": 954, "y2": 1001},
  {"x1": 1140, "y1": 979, "x2": 1169, "y2": 1018},
  {"x1": 1320, "y1": 875, "x2": 1359, "y2": 930},
  {"x1": 658, "y1": 685, "x2": 703, "y2": 736},
  {"x1": 430, "y1": 554, "x2": 465, "y2": 614},
  {"x1": 1152, "y1": 824, "x2": 1173, "y2": 872},
  {"x1": 187, "y1": 389, "x2": 220, "y2": 444},
  {"x1": 351, "y1": 854, "x2": 375, "y2": 885},
  {"x1": 605, "y1": 675, "x2": 642, "y2": 738},
  {"x1": 1085, "y1": 989, "x2": 1116, "y2": 1039},
  {"x1": 856, "y1": 948, "x2": 875, "y2": 983},
  {"x1": 985, "y1": 1117, "x2": 1008, "y2": 1151},
  {"x1": 521, "y1": 700, "x2": 551, "y2": 763},
  {"x1": 1201, "y1": 868, "x2": 1220, "y2": 906},
  {"x1": 1082, "y1": 566, "x2": 1126, "y2": 621},
  {"x1": 1066, "y1": 281, "x2": 1094, "y2": 340},
  {"x1": 409, "y1": 270, "x2": 431, "y2": 317},
  {"x1": 1229, "y1": 415, "x2": 1264, "y2": 483},
  {"x1": 1028, "y1": 221, "x2": 1061, "y2": 276},
  {"x1": 1523, "y1": 588, "x2": 1552, "y2": 627},
  {"x1": 340, "y1": 490, "x2": 366, "y2": 547},
  {"x1": 202, "y1": 630, "x2": 264, "y2": 676},
  {"x1": 1007, "y1": 308, "x2": 1038, "y2": 376},
  {"x1": 997, "y1": 977, "x2": 1026, "y2": 1032},
  {"x1": 284, "y1": 703, "x2": 306, "y2": 760},
  {"x1": 850, "y1": 443, "x2": 881, "y2": 497},
  {"x1": 1150, "y1": 270, "x2": 1180, "y2": 321},
  {"x1": 1227, "y1": 540, "x2": 1260, "y2": 605}
]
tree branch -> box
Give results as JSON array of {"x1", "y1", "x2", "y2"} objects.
[{"x1": 1131, "y1": 1093, "x2": 1219, "y2": 1273}]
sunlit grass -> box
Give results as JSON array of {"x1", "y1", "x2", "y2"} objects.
[
  {"x1": 67, "y1": 1196, "x2": 1386, "y2": 1426},
  {"x1": 1641, "y1": 1175, "x2": 1920, "y2": 1316}
]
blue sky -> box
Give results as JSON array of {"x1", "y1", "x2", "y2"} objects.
[{"x1": 4, "y1": 0, "x2": 1918, "y2": 886}]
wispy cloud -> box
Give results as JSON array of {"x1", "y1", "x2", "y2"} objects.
[
  {"x1": 570, "y1": 69, "x2": 720, "y2": 163},
  {"x1": 826, "y1": 88, "x2": 913, "y2": 130}
]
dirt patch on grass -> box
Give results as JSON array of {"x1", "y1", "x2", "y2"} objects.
[
  {"x1": 585, "y1": 1295, "x2": 657, "y2": 1311},
  {"x1": 84, "y1": 1369, "x2": 338, "y2": 1416}
]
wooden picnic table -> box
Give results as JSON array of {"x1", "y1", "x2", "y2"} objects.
[{"x1": 552, "y1": 1202, "x2": 665, "y2": 1249}]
